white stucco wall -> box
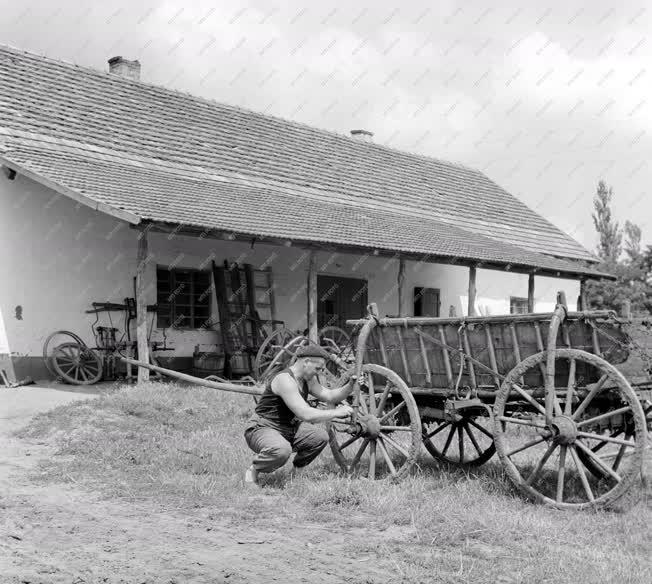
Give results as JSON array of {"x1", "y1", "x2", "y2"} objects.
[{"x1": 0, "y1": 173, "x2": 580, "y2": 361}]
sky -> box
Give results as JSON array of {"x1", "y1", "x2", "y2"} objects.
[{"x1": 1, "y1": 0, "x2": 650, "y2": 256}]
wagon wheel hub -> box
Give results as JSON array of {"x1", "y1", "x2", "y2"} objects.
[
  {"x1": 549, "y1": 415, "x2": 578, "y2": 445},
  {"x1": 356, "y1": 413, "x2": 382, "y2": 439}
]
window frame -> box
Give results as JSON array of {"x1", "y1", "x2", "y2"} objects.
[{"x1": 156, "y1": 265, "x2": 213, "y2": 330}]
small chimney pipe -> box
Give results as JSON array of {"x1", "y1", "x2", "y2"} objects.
[
  {"x1": 350, "y1": 129, "x2": 374, "y2": 142},
  {"x1": 108, "y1": 56, "x2": 141, "y2": 80}
]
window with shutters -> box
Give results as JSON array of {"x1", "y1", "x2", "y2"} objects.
[{"x1": 413, "y1": 287, "x2": 440, "y2": 317}]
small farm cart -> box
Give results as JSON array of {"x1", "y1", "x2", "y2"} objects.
[{"x1": 124, "y1": 296, "x2": 652, "y2": 510}]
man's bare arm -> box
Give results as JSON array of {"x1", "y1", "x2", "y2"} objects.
[
  {"x1": 307, "y1": 374, "x2": 357, "y2": 405},
  {"x1": 272, "y1": 373, "x2": 352, "y2": 422}
]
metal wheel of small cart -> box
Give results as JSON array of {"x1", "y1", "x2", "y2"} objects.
[
  {"x1": 50, "y1": 342, "x2": 103, "y2": 385},
  {"x1": 422, "y1": 416, "x2": 495, "y2": 467},
  {"x1": 328, "y1": 364, "x2": 422, "y2": 480},
  {"x1": 494, "y1": 349, "x2": 647, "y2": 510},
  {"x1": 254, "y1": 329, "x2": 306, "y2": 380}
]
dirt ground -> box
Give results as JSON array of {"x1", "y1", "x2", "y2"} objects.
[{"x1": 0, "y1": 387, "x2": 412, "y2": 584}]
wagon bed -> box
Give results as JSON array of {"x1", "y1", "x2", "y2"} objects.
[{"x1": 327, "y1": 302, "x2": 652, "y2": 510}]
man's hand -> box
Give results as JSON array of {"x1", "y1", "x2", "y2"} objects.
[{"x1": 331, "y1": 404, "x2": 354, "y2": 420}]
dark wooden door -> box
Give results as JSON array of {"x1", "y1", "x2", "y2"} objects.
[{"x1": 317, "y1": 275, "x2": 368, "y2": 329}]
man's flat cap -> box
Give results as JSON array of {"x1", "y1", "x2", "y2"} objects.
[{"x1": 295, "y1": 344, "x2": 332, "y2": 360}]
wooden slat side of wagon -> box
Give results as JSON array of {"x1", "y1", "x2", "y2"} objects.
[{"x1": 329, "y1": 302, "x2": 650, "y2": 510}]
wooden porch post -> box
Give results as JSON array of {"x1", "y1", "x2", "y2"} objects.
[
  {"x1": 136, "y1": 228, "x2": 150, "y2": 382},
  {"x1": 397, "y1": 258, "x2": 406, "y2": 316},
  {"x1": 527, "y1": 273, "x2": 535, "y2": 313},
  {"x1": 307, "y1": 250, "x2": 318, "y2": 343},
  {"x1": 579, "y1": 279, "x2": 588, "y2": 311},
  {"x1": 467, "y1": 265, "x2": 477, "y2": 316}
]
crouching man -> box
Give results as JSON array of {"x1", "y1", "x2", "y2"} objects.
[{"x1": 244, "y1": 344, "x2": 355, "y2": 487}]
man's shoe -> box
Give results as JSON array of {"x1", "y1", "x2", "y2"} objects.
[{"x1": 244, "y1": 465, "x2": 260, "y2": 489}]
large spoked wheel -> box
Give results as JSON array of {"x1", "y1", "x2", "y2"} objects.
[
  {"x1": 328, "y1": 364, "x2": 422, "y2": 481},
  {"x1": 254, "y1": 329, "x2": 306, "y2": 381},
  {"x1": 494, "y1": 349, "x2": 647, "y2": 510},
  {"x1": 51, "y1": 342, "x2": 103, "y2": 385},
  {"x1": 422, "y1": 415, "x2": 495, "y2": 467}
]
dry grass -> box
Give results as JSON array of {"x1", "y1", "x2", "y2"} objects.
[{"x1": 17, "y1": 381, "x2": 652, "y2": 584}]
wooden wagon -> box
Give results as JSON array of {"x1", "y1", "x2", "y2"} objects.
[
  {"x1": 328, "y1": 298, "x2": 651, "y2": 510},
  {"x1": 123, "y1": 295, "x2": 651, "y2": 510}
]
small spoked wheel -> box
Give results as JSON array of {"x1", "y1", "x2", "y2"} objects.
[
  {"x1": 51, "y1": 342, "x2": 103, "y2": 385},
  {"x1": 328, "y1": 364, "x2": 421, "y2": 480},
  {"x1": 422, "y1": 415, "x2": 495, "y2": 467},
  {"x1": 254, "y1": 329, "x2": 305, "y2": 381},
  {"x1": 319, "y1": 326, "x2": 351, "y2": 356},
  {"x1": 494, "y1": 349, "x2": 647, "y2": 509}
]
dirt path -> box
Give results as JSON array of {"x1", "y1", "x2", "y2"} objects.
[{"x1": 1, "y1": 389, "x2": 408, "y2": 584}]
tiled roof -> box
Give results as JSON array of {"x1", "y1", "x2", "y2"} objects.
[
  {"x1": 0, "y1": 45, "x2": 602, "y2": 277},
  {"x1": 0, "y1": 137, "x2": 608, "y2": 278}
]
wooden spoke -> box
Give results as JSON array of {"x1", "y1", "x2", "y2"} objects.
[
  {"x1": 424, "y1": 421, "x2": 450, "y2": 440},
  {"x1": 510, "y1": 383, "x2": 546, "y2": 415},
  {"x1": 467, "y1": 418, "x2": 494, "y2": 438},
  {"x1": 441, "y1": 424, "x2": 456, "y2": 457},
  {"x1": 575, "y1": 440, "x2": 622, "y2": 483},
  {"x1": 505, "y1": 435, "x2": 548, "y2": 458},
  {"x1": 367, "y1": 374, "x2": 376, "y2": 414},
  {"x1": 349, "y1": 439, "x2": 369, "y2": 470},
  {"x1": 525, "y1": 442, "x2": 557, "y2": 486},
  {"x1": 463, "y1": 423, "x2": 482, "y2": 455},
  {"x1": 612, "y1": 437, "x2": 631, "y2": 472},
  {"x1": 570, "y1": 446, "x2": 594, "y2": 502},
  {"x1": 338, "y1": 434, "x2": 361, "y2": 452},
  {"x1": 590, "y1": 429, "x2": 624, "y2": 454},
  {"x1": 576, "y1": 406, "x2": 632, "y2": 429},
  {"x1": 78, "y1": 367, "x2": 89, "y2": 382},
  {"x1": 497, "y1": 416, "x2": 547, "y2": 429},
  {"x1": 368, "y1": 441, "x2": 376, "y2": 480},
  {"x1": 381, "y1": 433, "x2": 410, "y2": 458},
  {"x1": 564, "y1": 358, "x2": 576, "y2": 416},
  {"x1": 572, "y1": 374, "x2": 609, "y2": 420},
  {"x1": 458, "y1": 425, "x2": 465, "y2": 464},
  {"x1": 375, "y1": 382, "x2": 392, "y2": 416},
  {"x1": 576, "y1": 432, "x2": 636, "y2": 448},
  {"x1": 378, "y1": 400, "x2": 406, "y2": 424},
  {"x1": 377, "y1": 438, "x2": 397, "y2": 476},
  {"x1": 556, "y1": 445, "x2": 567, "y2": 503},
  {"x1": 379, "y1": 425, "x2": 413, "y2": 432}
]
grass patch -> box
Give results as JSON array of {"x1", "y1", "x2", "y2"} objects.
[{"x1": 17, "y1": 381, "x2": 652, "y2": 583}]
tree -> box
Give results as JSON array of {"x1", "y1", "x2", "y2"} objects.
[
  {"x1": 624, "y1": 220, "x2": 642, "y2": 266},
  {"x1": 585, "y1": 182, "x2": 651, "y2": 315},
  {"x1": 592, "y1": 180, "x2": 621, "y2": 262}
]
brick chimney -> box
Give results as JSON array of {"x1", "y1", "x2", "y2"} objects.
[
  {"x1": 108, "y1": 56, "x2": 141, "y2": 81},
  {"x1": 350, "y1": 129, "x2": 373, "y2": 143}
]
